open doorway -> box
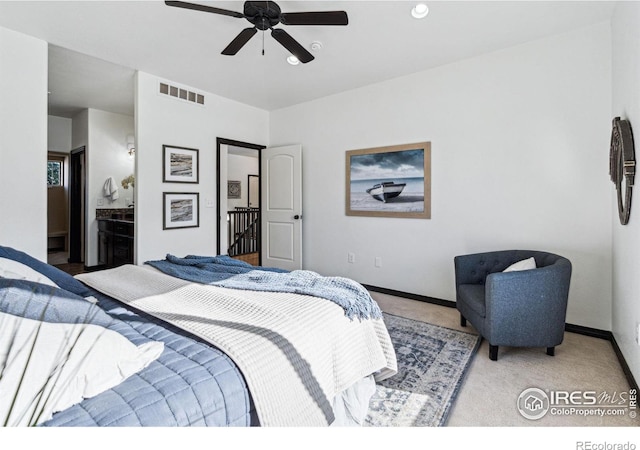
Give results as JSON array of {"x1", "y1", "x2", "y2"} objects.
[
  {"x1": 47, "y1": 44, "x2": 135, "y2": 273},
  {"x1": 46, "y1": 146, "x2": 85, "y2": 275},
  {"x1": 216, "y1": 138, "x2": 265, "y2": 266}
]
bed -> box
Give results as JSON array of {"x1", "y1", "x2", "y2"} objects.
[{"x1": 0, "y1": 245, "x2": 397, "y2": 427}]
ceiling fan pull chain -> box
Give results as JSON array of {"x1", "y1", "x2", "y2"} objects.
[{"x1": 262, "y1": 30, "x2": 265, "y2": 56}]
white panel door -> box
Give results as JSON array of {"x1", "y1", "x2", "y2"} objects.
[{"x1": 261, "y1": 145, "x2": 302, "y2": 270}]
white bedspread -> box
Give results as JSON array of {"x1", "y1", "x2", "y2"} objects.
[{"x1": 75, "y1": 265, "x2": 397, "y2": 427}]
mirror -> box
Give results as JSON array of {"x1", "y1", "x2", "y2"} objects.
[{"x1": 609, "y1": 117, "x2": 635, "y2": 225}]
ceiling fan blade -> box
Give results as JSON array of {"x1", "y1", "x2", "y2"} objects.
[
  {"x1": 222, "y1": 28, "x2": 258, "y2": 55},
  {"x1": 280, "y1": 11, "x2": 348, "y2": 26},
  {"x1": 164, "y1": 1, "x2": 245, "y2": 19},
  {"x1": 271, "y1": 28, "x2": 314, "y2": 63}
]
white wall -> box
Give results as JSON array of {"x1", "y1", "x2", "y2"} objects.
[
  {"x1": 0, "y1": 27, "x2": 48, "y2": 260},
  {"x1": 270, "y1": 22, "x2": 612, "y2": 330},
  {"x1": 85, "y1": 109, "x2": 135, "y2": 266},
  {"x1": 135, "y1": 72, "x2": 268, "y2": 264},
  {"x1": 611, "y1": 2, "x2": 640, "y2": 386},
  {"x1": 48, "y1": 115, "x2": 72, "y2": 152}
]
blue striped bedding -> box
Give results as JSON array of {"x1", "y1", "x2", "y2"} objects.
[{"x1": 0, "y1": 246, "x2": 254, "y2": 427}]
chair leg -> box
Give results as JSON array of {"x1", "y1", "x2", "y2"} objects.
[
  {"x1": 489, "y1": 344, "x2": 498, "y2": 361},
  {"x1": 546, "y1": 347, "x2": 555, "y2": 356},
  {"x1": 460, "y1": 314, "x2": 467, "y2": 327}
]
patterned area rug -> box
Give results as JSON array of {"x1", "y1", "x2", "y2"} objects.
[{"x1": 365, "y1": 313, "x2": 481, "y2": 427}]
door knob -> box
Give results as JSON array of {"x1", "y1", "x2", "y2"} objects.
[{"x1": 293, "y1": 215, "x2": 301, "y2": 220}]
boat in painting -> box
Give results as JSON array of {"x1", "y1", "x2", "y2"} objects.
[{"x1": 366, "y1": 181, "x2": 406, "y2": 202}]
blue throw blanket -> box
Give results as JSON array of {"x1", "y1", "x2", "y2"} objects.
[{"x1": 145, "y1": 255, "x2": 382, "y2": 321}]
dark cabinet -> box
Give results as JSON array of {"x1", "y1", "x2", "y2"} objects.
[
  {"x1": 97, "y1": 225, "x2": 111, "y2": 266},
  {"x1": 98, "y1": 219, "x2": 134, "y2": 268}
]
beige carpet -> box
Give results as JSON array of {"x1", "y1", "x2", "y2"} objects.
[{"x1": 371, "y1": 291, "x2": 639, "y2": 427}]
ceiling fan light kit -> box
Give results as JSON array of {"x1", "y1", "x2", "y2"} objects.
[{"x1": 165, "y1": 1, "x2": 349, "y2": 64}]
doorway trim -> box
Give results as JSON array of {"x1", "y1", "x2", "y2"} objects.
[
  {"x1": 216, "y1": 138, "x2": 266, "y2": 263},
  {"x1": 68, "y1": 146, "x2": 86, "y2": 264}
]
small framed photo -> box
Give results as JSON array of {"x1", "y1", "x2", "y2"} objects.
[
  {"x1": 163, "y1": 145, "x2": 199, "y2": 183},
  {"x1": 163, "y1": 192, "x2": 199, "y2": 229},
  {"x1": 228, "y1": 180, "x2": 241, "y2": 199}
]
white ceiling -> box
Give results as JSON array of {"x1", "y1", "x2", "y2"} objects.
[{"x1": 0, "y1": 1, "x2": 617, "y2": 116}]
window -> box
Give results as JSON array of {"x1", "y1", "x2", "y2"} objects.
[{"x1": 47, "y1": 160, "x2": 63, "y2": 187}]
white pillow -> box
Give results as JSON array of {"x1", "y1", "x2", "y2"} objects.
[
  {"x1": 0, "y1": 257, "x2": 58, "y2": 287},
  {"x1": 503, "y1": 257, "x2": 537, "y2": 272},
  {"x1": 0, "y1": 311, "x2": 164, "y2": 426}
]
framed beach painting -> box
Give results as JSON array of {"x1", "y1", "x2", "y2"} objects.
[
  {"x1": 163, "y1": 192, "x2": 199, "y2": 229},
  {"x1": 345, "y1": 142, "x2": 431, "y2": 219},
  {"x1": 163, "y1": 145, "x2": 199, "y2": 183}
]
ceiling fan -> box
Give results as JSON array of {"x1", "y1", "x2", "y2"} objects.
[{"x1": 165, "y1": 1, "x2": 349, "y2": 63}]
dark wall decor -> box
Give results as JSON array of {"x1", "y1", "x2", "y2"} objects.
[
  {"x1": 228, "y1": 180, "x2": 241, "y2": 199},
  {"x1": 163, "y1": 192, "x2": 199, "y2": 229},
  {"x1": 609, "y1": 117, "x2": 636, "y2": 225},
  {"x1": 163, "y1": 145, "x2": 199, "y2": 183}
]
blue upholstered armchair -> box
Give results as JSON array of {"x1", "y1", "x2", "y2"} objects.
[{"x1": 454, "y1": 250, "x2": 572, "y2": 361}]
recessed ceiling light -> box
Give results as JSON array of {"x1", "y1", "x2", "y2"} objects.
[
  {"x1": 411, "y1": 3, "x2": 429, "y2": 19},
  {"x1": 287, "y1": 55, "x2": 300, "y2": 66}
]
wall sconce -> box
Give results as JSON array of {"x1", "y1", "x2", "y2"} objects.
[{"x1": 127, "y1": 135, "x2": 135, "y2": 157}]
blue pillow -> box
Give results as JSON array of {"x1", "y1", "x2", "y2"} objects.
[
  {"x1": 0, "y1": 246, "x2": 92, "y2": 297},
  {"x1": 0, "y1": 278, "x2": 114, "y2": 328}
]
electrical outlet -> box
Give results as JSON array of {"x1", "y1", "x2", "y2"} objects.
[
  {"x1": 636, "y1": 322, "x2": 640, "y2": 346},
  {"x1": 348, "y1": 252, "x2": 355, "y2": 264},
  {"x1": 97, "y1": 198, "x2": 104, "y2": 206},
  {"x1": 375, "y1": 256, "x2": 382, "y2": 268}
]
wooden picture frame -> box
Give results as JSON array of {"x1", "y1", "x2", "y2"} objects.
[
  {"x1": 163, "y1": 192, "x2": 199, "y2": 229},
  {"x1": 163, "y1": 145, "x2": 199, "y2": 183},
  {"x1": 346, "y1": 142, "x2": 431, "y2": 219}
]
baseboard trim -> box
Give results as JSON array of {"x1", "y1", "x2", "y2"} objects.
[
  {"x1": 610, "y1": 335, "x2": 639, "y2": 394},
  {"x1": 364, "y1": 284, "x2": 638, "y2": 393},
  {"x1": 363, "y1": 284, "x2": 457, "y2": 309},
  {"x1": 564, "y1": 323, "x2": 612, "y2": 340}
]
